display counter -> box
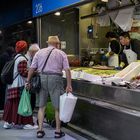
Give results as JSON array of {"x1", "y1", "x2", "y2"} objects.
[
  {"x1": 71, "y1": 79, "x2": 140, "y2": 111},
  {"x1": 64, "y1": 79, "x2": 140, "y2": 140}
]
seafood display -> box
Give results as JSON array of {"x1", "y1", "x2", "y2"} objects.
[{"x1": 72, "y1": 67, "x2": 118, "y2": 77}]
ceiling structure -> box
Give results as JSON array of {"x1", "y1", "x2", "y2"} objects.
[{"x1": 0, "y1": 0, "x2": 32, "y2": 28}]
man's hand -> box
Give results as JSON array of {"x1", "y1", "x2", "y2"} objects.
[{"x1": 66, "y1": 85, "x2": 72, "y2": 93}]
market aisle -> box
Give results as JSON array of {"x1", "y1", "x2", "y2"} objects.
[{"x1": 0, "y1": 121, "x2": 88, "y2": 140}]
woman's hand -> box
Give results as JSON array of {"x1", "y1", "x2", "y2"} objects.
[{"x1": 25, "y1": 81, "x2": 31, "y2": 90}]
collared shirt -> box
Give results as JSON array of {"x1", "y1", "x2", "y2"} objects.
[{"x1": 30, "y1": 46, "x2": 70, "y2": 74}]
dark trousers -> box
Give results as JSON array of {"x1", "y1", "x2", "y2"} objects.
[{"x1": 0, "y1": 82, "x2": 6, "y2": 110}]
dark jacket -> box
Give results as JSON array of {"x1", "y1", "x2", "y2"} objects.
[
  {"x1": 0, "y1": 52, "x2": 11, "y2": 74},
  {"x1": 110, "y1": 40, "x2": 128, "y2": 68},
  {"x1": 0, "y1": 48, "x2": 15, "y2": 74},
  {"x1": 110, "y1": 40, "x2": 120, "y2": 54}
]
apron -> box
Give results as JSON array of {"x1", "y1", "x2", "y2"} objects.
[
  {"x1": 108, "y1": 54, "x2": 119, "y2": 67},
  {"x1": 123, "y1": 45, "x2": 137, "y2": 64},
  {"x1": 108, "y1": 44, "x2": 119, "y2": 67}
]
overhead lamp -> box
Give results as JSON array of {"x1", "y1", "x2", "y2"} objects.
[
  {"x1": 118, "y1": 0, "x2": 122, "y2": 5},
  {"x1": 54, "y1": 12, "x2": 61, "y2": 16},
  {"x1": 101, "y1": 0, "x2": 108, "y2": 2},
  {"x1": 27, "y1": 21, "x2": 33, "y2": 24}
]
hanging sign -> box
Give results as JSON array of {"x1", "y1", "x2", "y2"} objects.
[{"x1": 32, "y1": 0, "x2": 82, "y2": 17}]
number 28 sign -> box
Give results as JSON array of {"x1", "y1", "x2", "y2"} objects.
[
  {"x1": 35, "y1": 3, "x2": 43, "y2": 14},
  {"x1": 33, "y1": 0, "x2": 45, "y2": 17},
  {"x1": 32, "y1": 0, "x2": 81, "y2": 17}
]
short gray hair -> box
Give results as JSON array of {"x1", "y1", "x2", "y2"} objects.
[{"x1": 29, "y1": 43, "x2": 40, "y2": 51}]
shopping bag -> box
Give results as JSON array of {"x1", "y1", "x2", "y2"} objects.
[
  {"x1": 18, "y1": 88, "x2": 32, "y2": 117},
  {"x1": 59, "y1": 93, "x2": 77, "y2": 123}
]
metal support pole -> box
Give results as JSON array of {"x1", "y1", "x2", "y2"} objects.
[{"x1": 36, "y1": 17, "x2": 42, "y2": 48}]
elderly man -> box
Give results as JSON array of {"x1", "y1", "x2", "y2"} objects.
[{"x1": 26, "y1": 36, "x2": 72, "y2": 138}]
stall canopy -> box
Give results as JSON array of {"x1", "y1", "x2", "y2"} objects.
[{"x1": 32, "y1": 0, "x2": 92, "y2": 17}]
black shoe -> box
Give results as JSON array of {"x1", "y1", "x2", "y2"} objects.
[
  {"x1": 55, "y1": 131, "x2": 65, "y2": 139},
  {"x1": 37, "y1": 130, "x2": 45, "y2": 138}
]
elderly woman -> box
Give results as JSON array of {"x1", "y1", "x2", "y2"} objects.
[
  {"x1": 3, "y1": 41, "x2": 37, "y2": 129},
  {"x1": 26, "y1": 43, "x2": 40, "y2": 66},
  {"x1": 26, "y1": 43, "x2": 40, "y2": 111}
]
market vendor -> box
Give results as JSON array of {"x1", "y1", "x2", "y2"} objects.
[
  {"x1": 103, "y1": 32, "x2": 128, "y2": 69},
  {"x1": 104, "y1": 32, "x2": 121, "y2": 67},
  {"x1": 119, "y1": 32, "x2": 140, "y2": 64}
]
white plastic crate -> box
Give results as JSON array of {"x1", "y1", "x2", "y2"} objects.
[{"x1": 115, "y1": 62, "x2": 140, "y2": 81}]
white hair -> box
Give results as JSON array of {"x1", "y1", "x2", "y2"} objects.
[{"x1": 29, "y1": 43, "x2": 40, "y2": 51}]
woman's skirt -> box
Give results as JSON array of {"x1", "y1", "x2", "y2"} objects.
[{"x1": 3, "y1": 97, "x2": 33, "y2": 125}]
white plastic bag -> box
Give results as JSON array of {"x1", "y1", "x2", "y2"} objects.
[{"x1": 59, "y1": 93, "x2": 77, "y2": 123}]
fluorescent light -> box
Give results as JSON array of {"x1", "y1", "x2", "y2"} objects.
[
  {"x1": 27, "y1": 21, "x2": 33, "y2": 24},
  {"x1": 101, "y1": 0, "x2": 108, "y2": 2},
  {"x1": 54, "y1": 12, "x2": 61, "y2": 16}
]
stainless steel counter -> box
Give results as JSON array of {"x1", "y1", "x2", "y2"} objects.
[
  {"x1": 71, "y1": 79, "x2": 140, "y2": 111},
  {"x1": 64, "y1": 79, "x2": 140, "y2": 140}
]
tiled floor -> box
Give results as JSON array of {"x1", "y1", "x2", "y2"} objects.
[{"x1": 0, "y1": 121, "x2": 88, "y2": 140}]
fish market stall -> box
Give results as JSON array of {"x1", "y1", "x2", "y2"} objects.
[{"x1": 63, "y1": 62, "x2": 140, "y2": 140}]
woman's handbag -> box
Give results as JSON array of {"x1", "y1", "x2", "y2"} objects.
[{"x1": 30, "y1": 48, "x2": 55, "y2": 92}]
